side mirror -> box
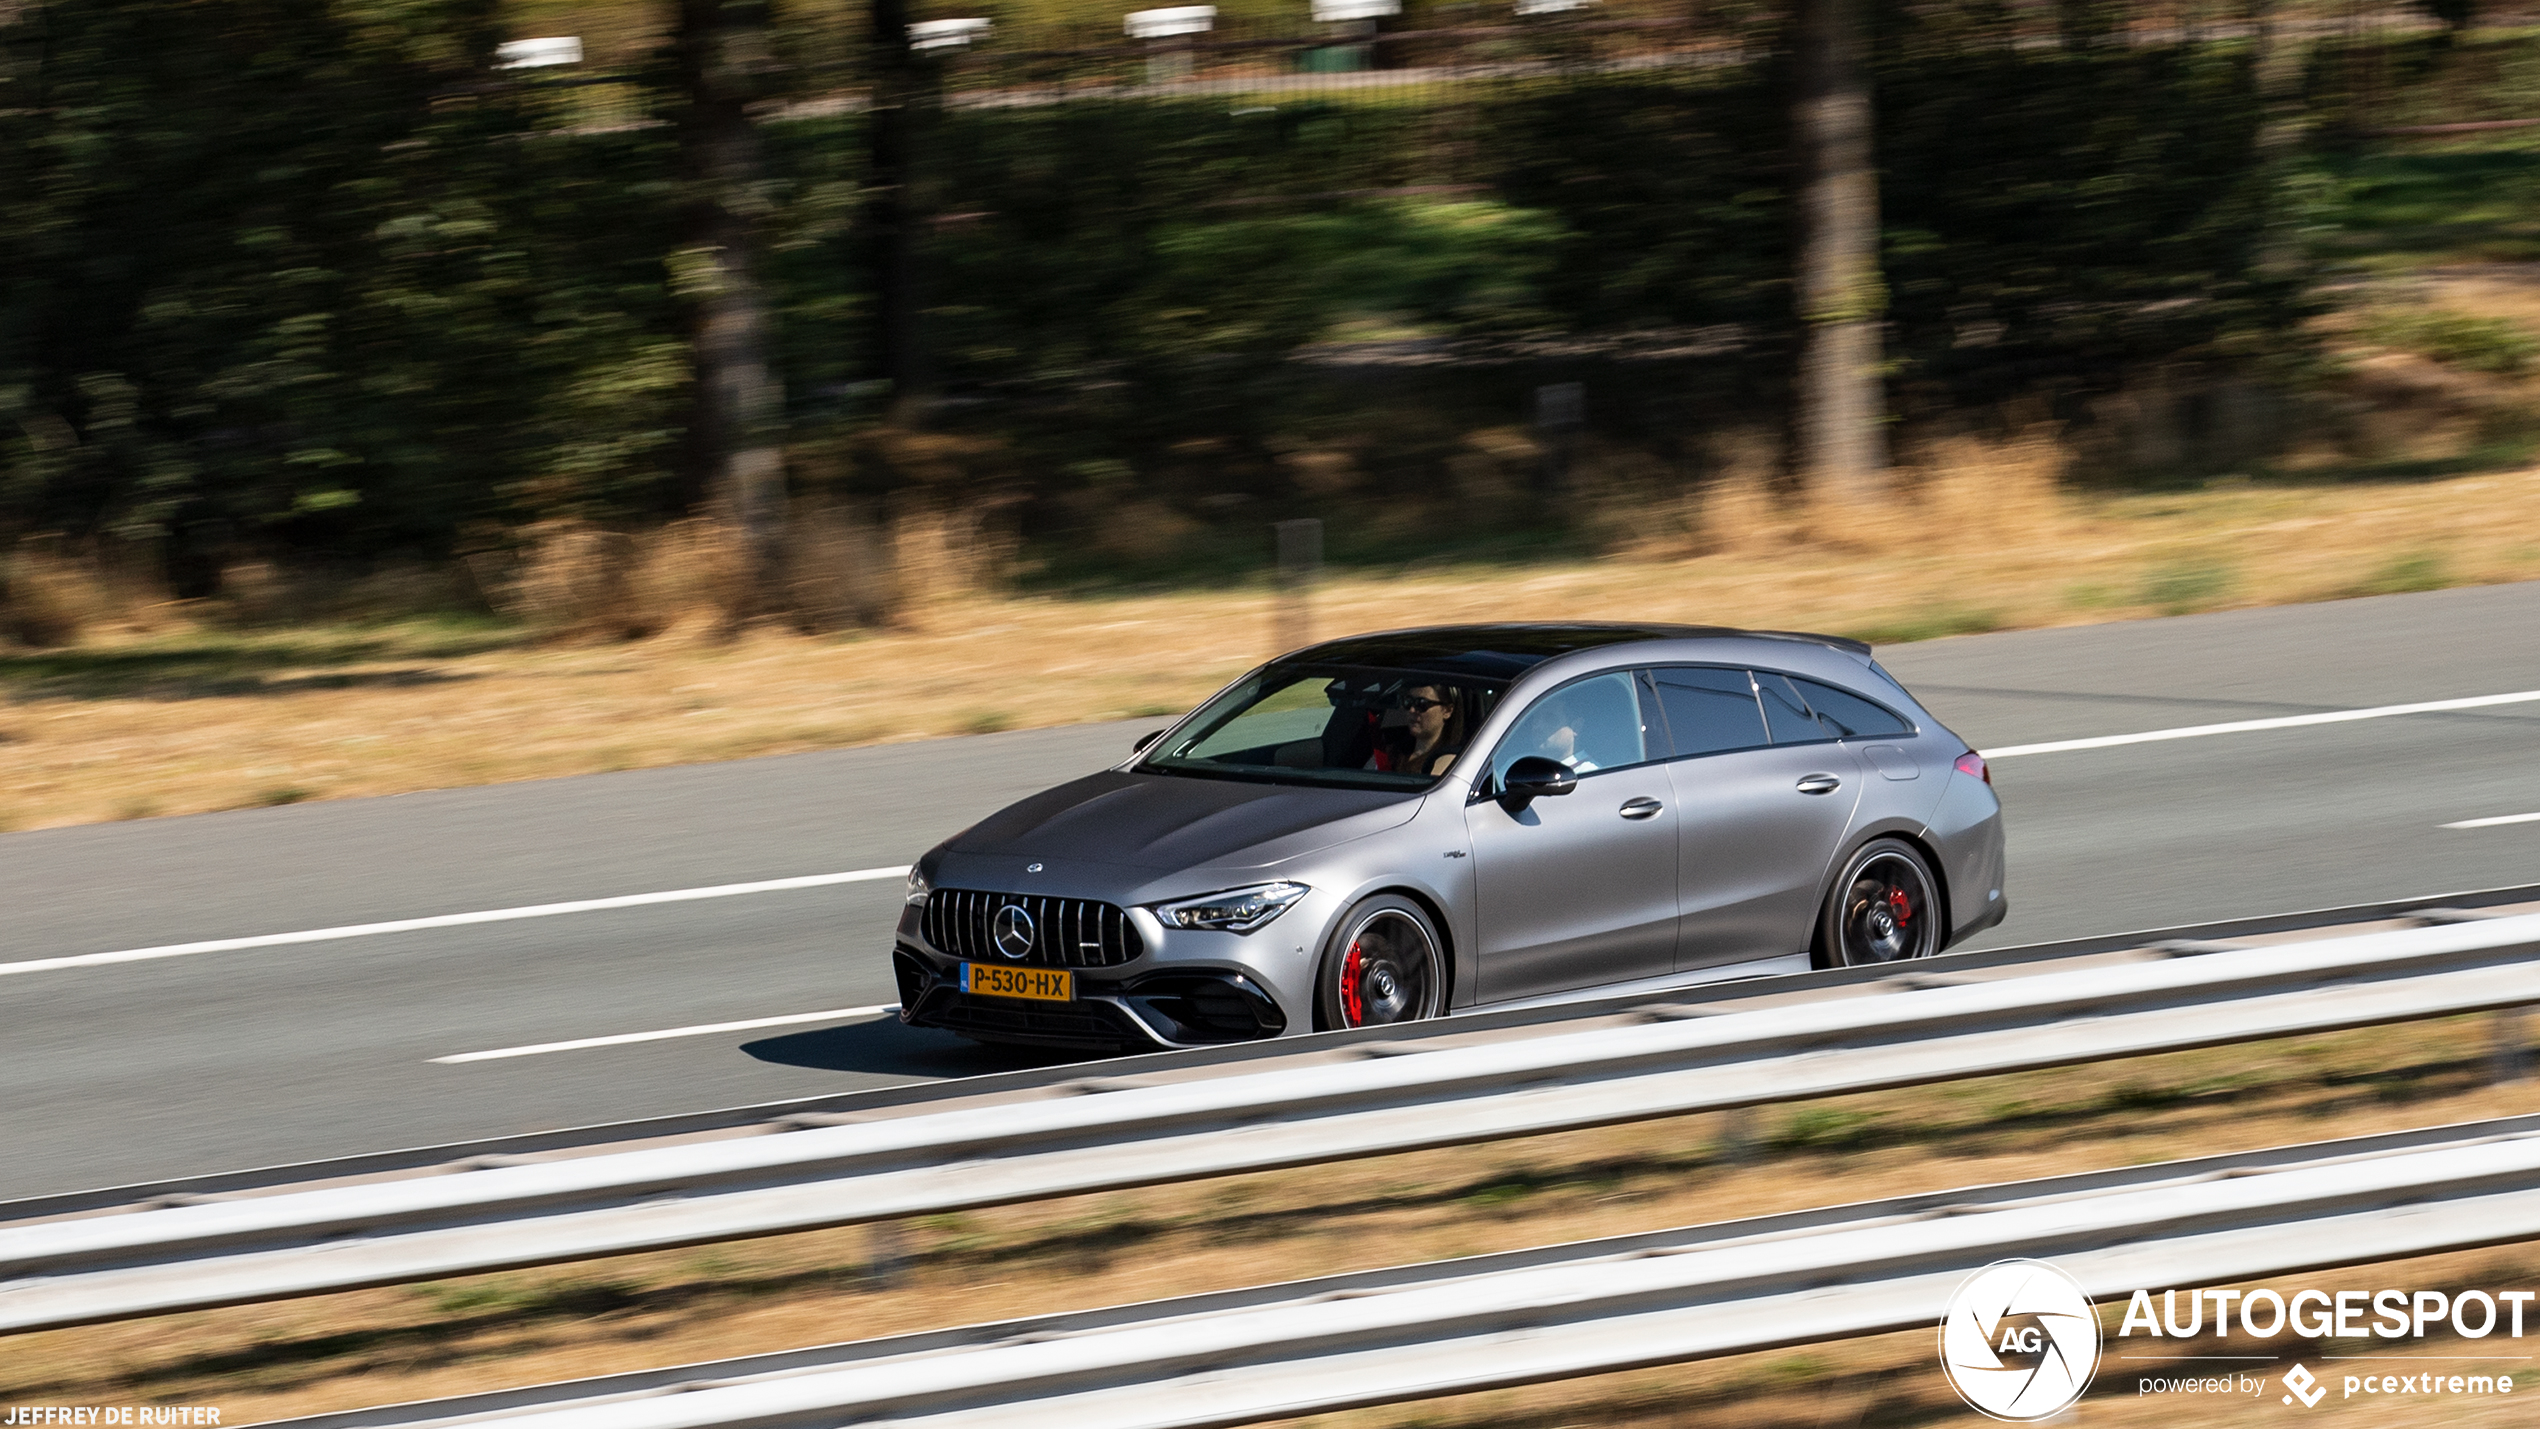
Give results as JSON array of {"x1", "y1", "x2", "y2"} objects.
[
  {"x1": 1497, "y1": 755, "x2": 1577, "y2": 813},
  {"x1": 1134, "y1": 729, "x2": 1164, "y2": 753}
]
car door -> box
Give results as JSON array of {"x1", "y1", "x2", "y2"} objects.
[
  {"x1": 1466, "y1": 669, "x2": 1679, "y2": 1003},
  {"x1": 1651, "y1": 666, "x2": 1866, "y2": 969}
]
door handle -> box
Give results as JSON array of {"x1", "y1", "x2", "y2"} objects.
[
  {"x1": 1618, "y1": 797, "x2": 1663, "y2": 820},
  {"x1": 1796, "y1": 774, "x2": 1842, "y2": 795}
]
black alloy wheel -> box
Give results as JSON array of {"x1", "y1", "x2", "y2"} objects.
[
  {"x1": 1821, "y1": 838, "x2": 1942, "y2": 967},
  {"x1": 1316, "y1": 894, "x2": 1445, "y2": 1031}
]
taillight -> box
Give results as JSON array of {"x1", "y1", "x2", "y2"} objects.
[{"x1": 1954, "y1": 750, "x2": 1991, "y2": 785}]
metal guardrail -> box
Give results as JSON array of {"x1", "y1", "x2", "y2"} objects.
[
  {"x1": 3, "y1": 908, "x2": 2537, "y2": 1333},
  {"x1": 12, "y1": 880, "x2": 2534, "y2": 1227},
  {"x1": 276, "y1": 1111, "x2": 2540, "y2": 1429}
]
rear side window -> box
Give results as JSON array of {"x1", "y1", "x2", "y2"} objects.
[
  {"x1": 1789, "y1": 676, "x2": 1913, "y2": 738},
  {"x1": 1649, "y1": 666, "x2": 1769, "y2": 757},
  {"x1": 1755, "y1": 672, "x2": 1823, "y2": 744}
]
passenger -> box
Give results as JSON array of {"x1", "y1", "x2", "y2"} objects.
[
  {"x1": 1533, "y1": 691, "x2": 1600, "y2": 772},
  {"x1": 1375, "y1": 683, "x2": 1467, "y2": 776}
]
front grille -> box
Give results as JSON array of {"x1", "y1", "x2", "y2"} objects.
[{"x1": 922, "y1": 888, "x2": 1146, "y2": 968}]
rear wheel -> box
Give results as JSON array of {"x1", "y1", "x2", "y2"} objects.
[
  {"x1": 1819, "y1": 838, "x2": 1942, "y2": 967},
  {"x1": 1315, "y1": 895, "x2": 1445, "y2": 1031}
]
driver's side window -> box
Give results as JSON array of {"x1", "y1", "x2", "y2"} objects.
[{"x1": 1490, "y1": 671, "x2": 1652, "y2": 786}]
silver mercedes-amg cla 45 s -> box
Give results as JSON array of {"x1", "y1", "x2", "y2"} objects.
[{"x1": 892, "y1": 623, "x2": 2006, "y2": 1050}]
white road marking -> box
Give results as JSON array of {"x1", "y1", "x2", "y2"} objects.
[
  {"x1": 1983, "y1": 688, "x2": 2540, "y2": 759},
  {"x1": 0, "y1": 866, "x2": 912, "y2": 979},
  {"x1": 2444, "y1": 811, "x2": 2540, "y2": 830},
  {"x1": 434, "y1": 1004, "x2": 900, "y2": 1063},
  {"x1": 23, "y1": 684, "x2": 2540, "y2": 983}
]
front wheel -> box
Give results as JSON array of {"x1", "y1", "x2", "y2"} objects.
[
  {"x1": 1819, "y1": 838, "x2": 1942, "y2": 968},
  {"x1": 1314, "y1": 894, "x2": 1446, "y2": 1031}
]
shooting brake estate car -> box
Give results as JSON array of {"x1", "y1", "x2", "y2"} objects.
[{"x1": 891, "y1": 623, "x2": 2006, "y2": 1050}]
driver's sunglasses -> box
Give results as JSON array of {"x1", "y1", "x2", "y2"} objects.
[{"x1": 1399, "y1": 696, "x2": 1448, "y2": 714}]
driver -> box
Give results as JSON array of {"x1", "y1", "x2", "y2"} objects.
[{"x1": 1375, "y1": 683, "x2": 1466, "y2": 776}]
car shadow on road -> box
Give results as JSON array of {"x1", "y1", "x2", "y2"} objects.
[{"x1": 742, "y1": 1015, "x2": 1087, "y2": 1078}]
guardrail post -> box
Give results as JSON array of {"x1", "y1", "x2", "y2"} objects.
[
  {"x1": 867, "y1": 1219, "x2": 909, "y2": 1288},
  {"x1": 1719, "y1": 1105, "x2": 1758, "y2": 1165},
  {"x1": 2493, "y1": 1008, "x2": 2529, "y2": 1084}
]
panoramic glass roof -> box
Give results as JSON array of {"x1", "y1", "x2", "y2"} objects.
[{"x1": 1278, "y1": 624, "x2": 1739, "y2": 682}]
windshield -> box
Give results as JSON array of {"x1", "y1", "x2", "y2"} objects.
[{"x1": 1141, "y1": 664, "x2": 1508, "y2": 789}]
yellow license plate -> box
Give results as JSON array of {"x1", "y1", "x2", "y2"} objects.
[{"x1": 962, "y1": 962, "x2": 1073, "y2": 1002}]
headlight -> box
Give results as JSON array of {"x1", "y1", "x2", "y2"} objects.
[
  {"x1": 905, "y1": 865, "x2": 931, "y2": 907},
  {"x1": 1152, "y1": 882, "x2": 1309, "y2": 933}
]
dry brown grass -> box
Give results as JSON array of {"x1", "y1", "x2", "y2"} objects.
[
  {"x1": 7, "y1": 1013, "x2": 2537, "y2": 1423},
  {"x1": 0, "y1": 539, "x2": 179, "y2": 648},
  {"x1": 456, "y1": 495, "x2": 1013, "y2": 640},
  {"x1": 3, "y1": 453, "x2": 2538, "y2": 832}
]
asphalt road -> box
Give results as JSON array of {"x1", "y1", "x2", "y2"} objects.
[{"x1": 4, "y1": 583, "x2": 2537, "y2": 1200}]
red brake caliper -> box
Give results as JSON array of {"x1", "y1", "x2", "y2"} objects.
[
  {"x1": 1340, "y1": 940, "x2": 1365, "y2": 1026},
  {"x1": 1888, "y1": 888, "x2": 1912, "y2": 924}
]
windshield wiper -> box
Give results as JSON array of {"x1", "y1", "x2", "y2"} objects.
[{"x1": 1138, "y1": 761, "x2": 1427, "y2": 791}]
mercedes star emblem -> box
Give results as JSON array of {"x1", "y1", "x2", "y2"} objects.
[{"x1": 992, "y1": 903, "x2": 1037, "y2": 960}]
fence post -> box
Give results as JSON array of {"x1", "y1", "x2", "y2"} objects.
[
  {"x1": 1273, "y1": 518, "x2": 1322, "y2": 654},
  {"x1": 2493, "y1": 1008, "x2": 2528, "y2": 1085},
  {"x1": 867, "y1": 1218, "x2": 909, "y2": 1288},
  {"x1": 1718, "y1": 1104, "x2": 1758, "y2": 1165},
  {"x1": 1533, "y1": 381, "x2": 1583, "y2": 494}
]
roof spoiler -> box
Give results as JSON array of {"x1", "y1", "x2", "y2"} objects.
[{"x1": 1748, "y1": 629, "x2": 1874, "y2": 658}]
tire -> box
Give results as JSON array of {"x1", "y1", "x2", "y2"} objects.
[
  {"x1": 1314, "y1": 894, "x2": 1447, "y2": 1031},
  {"x1": 1818, "y1": 838, "x2": 1943, "y2": 968}
]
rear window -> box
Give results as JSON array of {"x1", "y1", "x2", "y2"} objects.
[
  {"x1": 1788, "y1": 676, "x2": 1914, "y2": 738},
  {"x1": 1751, "y1": 671, "x2": 1916, "y2": 744}
]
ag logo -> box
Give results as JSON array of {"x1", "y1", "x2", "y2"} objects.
[{"x1": 1938, "y1": 1258, "x2": 2101, "y2": 1421}]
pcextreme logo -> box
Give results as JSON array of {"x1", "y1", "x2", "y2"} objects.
[
  {"x1": 1938, "y1": 1259, "x2": 2103, "y2": 1422},
  {"x1": 2282, "y1": 1363, "x2": 2326, "y2": 1408}
]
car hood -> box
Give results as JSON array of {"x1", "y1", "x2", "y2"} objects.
[{"x1": 947, "y1": 771, "x2": 1423, "y2": 871}]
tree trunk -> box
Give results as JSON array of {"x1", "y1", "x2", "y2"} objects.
[
  {"x1": 677, "y1": 0, "x2": 786, "y2": 618},
  {"x1": 868, "y1": 0, "x2": 925, "y2": 410},
  {"x1": 2252, "y1": 0, "x2": 2308, "y2": 279},
  {"x1": 1787, "y1": 0, "x2": 1887, "y2": 509}
]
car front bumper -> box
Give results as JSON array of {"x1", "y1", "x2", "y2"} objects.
[{"x1": 892, "y1": 943, "x2": 1290, "y2": 1051}]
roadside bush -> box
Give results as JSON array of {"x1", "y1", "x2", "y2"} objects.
[{"x1": 2361, "y1": 309, "x2": 2540, "y2": 376}]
